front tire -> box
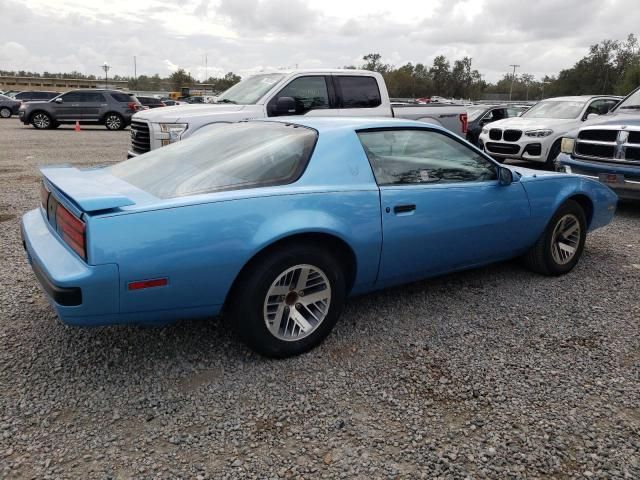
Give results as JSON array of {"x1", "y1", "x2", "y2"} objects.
[
  {"x1": 545, "y1": 140, "x2": 562, "y2": 169},
  {"x1": 31, "y1": 112, "x2": 52, "y2": 129},
  {"x1": 523, "y1": 200, "x2": 587, "y2": 276},
  {"x1": 0, "y1": 107, "x2": 11, "y2": 118},
  {"x1": 229, "y1": 245, "x2": 346, "y2": 358},
  {"x1": 104, "y1": 113, "x2": 124, "y2": 130}
]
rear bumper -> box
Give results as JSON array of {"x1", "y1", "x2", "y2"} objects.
[
  {"x1": 20, "y1": 208, "x2": 120, "y2": 325},
  {"x1": 557, "y1": 154, "x2": 640, "y2": 200}
]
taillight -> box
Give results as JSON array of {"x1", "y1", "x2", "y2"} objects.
[
  {"x1": 128, "y1": 102, "x2": 142, "y2": 111},
  {"x1": 459, "y1": 113, "x2": 468, "y2": 134},
  {"x1": 55, "y1": 204, "x2": 86, "y2": 260},
  {"x1": 40, "y1": 182, "x2": 50, "y2": 210}
]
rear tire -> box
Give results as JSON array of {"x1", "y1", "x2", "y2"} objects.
[
  {"x1": 104, "y1": 113, "x2": 124, "y2": 130},
  {"x1": 229, "y1": 245, "x2": 346, "y2": 358},
  {"x1": 0, "y1": 107, "x2": 11, "y2": 118},
  {"x1": 31, "y1": 112, "x2": 52, "y2": 129},
  {"x1": 523, "y1": 200, "x2": 587, "y2": 276}
]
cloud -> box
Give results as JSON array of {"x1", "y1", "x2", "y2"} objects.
[{"x1": 1, "y1": 0, "x2": 639, "y2": 84}]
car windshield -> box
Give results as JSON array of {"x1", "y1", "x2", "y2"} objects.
[
  {"x1": 522, "y1": 100, "x2": 586, "y2": 119},
  {"x1": 467, "y1": 106, "x2": 488, "y2": 121},
  {"x1": 0, "y1": 94, "x2": 12, "y2": 101},
  {"x1": 216, "y1": 73, "x2": 286, "y2": 105},
  {"x1": 108, "y1": 122, "x2": 317, "y2": 198},
  {"x1": 616, "y1": 87, "x2": 640, "y2": 111}
]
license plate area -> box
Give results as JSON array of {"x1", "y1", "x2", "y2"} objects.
[{"x1": 598, "y1": 173, "x2": 624, "y2": 185}]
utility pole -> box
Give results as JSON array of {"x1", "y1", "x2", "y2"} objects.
[
  {"x1": 541, "y1": 80, "x2": 550, "y2": 100},
  {"x1": 101, "y1": 62, "x2": 111, "y2": 89},
  {"x1": 508, "y1": 64, "x2": 519, "y2": 101},
  {"x1": 133, "y1": 56, "x2": 137, "y2": 88}
]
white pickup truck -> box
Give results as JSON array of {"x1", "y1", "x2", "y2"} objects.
[{"x1": 128, "y1": 69, "x2": 468, "y2": 157}]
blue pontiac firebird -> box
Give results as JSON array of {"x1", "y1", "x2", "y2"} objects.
[{"x1": 21, "y1": 117, "x2": 617, "y2": 357}]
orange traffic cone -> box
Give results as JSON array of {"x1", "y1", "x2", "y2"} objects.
[{"x1": 74, "y1": 121, "x2": 81, "y2": 132}]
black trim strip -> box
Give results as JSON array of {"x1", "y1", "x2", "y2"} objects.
[{"x1": 31, "y1": 259, "x2": 82, "y2": 306}]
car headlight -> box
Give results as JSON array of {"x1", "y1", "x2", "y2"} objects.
[
  {"x1": 158, "y1": 123, "x2": 188, "y2": 144},
  {"x1": 560, "y1": 137, "x2": 575, "y2": 154},
  {"x1": 524, "y1": 129, "x2": 553, "y2": 137},
  {"x1": 481, "y1": 127, "x2": 489, "y2": 134}
]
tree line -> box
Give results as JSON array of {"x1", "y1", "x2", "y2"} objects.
[{"x1": 2, "y1": 33, "x2": 639, "y2": 99}]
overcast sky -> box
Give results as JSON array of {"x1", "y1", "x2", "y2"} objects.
[{"x1": 0, "y1": 0, "x2": 638, "y2": 82}]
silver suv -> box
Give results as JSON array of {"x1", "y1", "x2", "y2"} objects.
[{"x1": 19, "y1": 89, "x2": 142, "y2": 130}]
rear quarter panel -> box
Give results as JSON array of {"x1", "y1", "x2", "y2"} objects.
[{"x1": 90, "y1": 128, "x2": 383, "y2": 316}]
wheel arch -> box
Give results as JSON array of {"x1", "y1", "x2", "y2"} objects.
[
  {"x1": 27, "y1": 109, "x2": 50, "y2": 123},
  {"x1": 223, "y1": 231, "x2": 358, "y2": 312},
  {"x1": 566, "y1": 193, "x2": 594, "y2": 228}
]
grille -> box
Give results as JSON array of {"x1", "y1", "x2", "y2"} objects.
[
  {"x1": 503, "y1": 129, "x2": 522, "y2": 142},
  {"x1": 485, "y1": 142, "x2": 520, "y2": 155},
  {"x1": 578, "y1": 129, "x2": 618, "y2": 142},
  {"x1": 130, "y1": 120, "x2": 151, "y2": 154},
  {"x1": 489, "y1": 129, "x2": 502, "y2": 141},
  {"x1": 626, "y1": 147, "x2": 640, "y2": 161},
  {"x1": 575, "y1": 142, "x2": 615, "y2": 159},
  {"x1": 629, "y1": 131, "x2": 640, "y2": 144}
]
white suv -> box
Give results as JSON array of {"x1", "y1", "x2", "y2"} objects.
[{"x1": 478, "y1": 95, "x2": 620, "y2": 167}]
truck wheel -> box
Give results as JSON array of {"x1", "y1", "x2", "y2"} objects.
[
  {"x1": 229, "y1": 245, "x2": 346, "y2": 358},
  {"x1": 545, "y1": 140, "x2": 562, "y2": 169},
  {"x1": 0, "y1": 107, "x2": 11, "y2": 118},
  {"x1": 104, "y1": 113, "x2": 124, "y2": 130},
  {"x1": 523, "y1": 200, "x2": 587, "y2": 276},
  {"x1": 31, "y1": 112, "x2": 52, "y2": 129}
]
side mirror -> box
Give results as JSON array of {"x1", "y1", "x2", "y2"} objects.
[
  {"x1": 498, "y1": 166, "x2": 514, "y2": 186},
  {"x1": 55, "y1": 98, "x2": 63, "y2": 103},
  {"x1": 275, "y1": 96, "x2": 297, "y2": 115},
  {"x1": 586, "y1": 113, "x2": 599, "y2": 120}
]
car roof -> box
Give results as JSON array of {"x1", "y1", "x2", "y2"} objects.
[
  {"x1": 541, "y1": 95, "x2": 622, "y2": 102},
  {"x1": 259, "y1": 116, "x2": 445, "y2": 133}
]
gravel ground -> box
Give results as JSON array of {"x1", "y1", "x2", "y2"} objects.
[{"x1": 0, "y1": 118, "x2": 639, "y2": 479}]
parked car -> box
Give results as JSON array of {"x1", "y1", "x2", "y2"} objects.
[
  {"x1": 556, "y1": 85, "x2": 640, "y2": 200},
  {"x1": 478, "y1": 95, "x2": 621, "y2": 167},
  {"x1": 180, "y1": 96, "x2": 205, "y2": 104},
  {"x1": 160, "y1": 97, "x2": 181, "y2": 106},
  {"x1": 466, "y1": 105, "x2": 525, "y2": 146},
  {"x1": 0, "y1": 94, "x2": 21, "y2": 118},
  {"x1": 21, "y1": 117, "x2": 616, "y2": 357},
  {"x1": 137, "y1": 96, "x2": 165, "y2": 109},
  {"x1": 18, "y1": 90, "x2": 142, "y2": 130},
  {"x1": 127, "y1": 69, "x2": 468, "y2": 157},
  {"x1": 12, "y1": 91, "x2": 60, "y2": 102}
]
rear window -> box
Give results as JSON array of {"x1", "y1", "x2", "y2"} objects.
[
  {"x1": 108, "y1": 122, "x2": 317, "y2": 198},
  {"x1": 336, "y1": 76, "x2": 381, "y2": 108},
  {"x1": 111, "y1": 92, "x2": 136, "y2": 103}
]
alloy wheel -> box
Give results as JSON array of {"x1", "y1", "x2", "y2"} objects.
[
  {"x1": 551, "y1": 213, "x2": 581, "y2": 265},
  {"x1": 263, "y1": 264, "x2": 331, "y2": 341},
  {"x1": 106, "y1": 115, "x2": 122, "y2": 130},
  {"x1": 33, "y1": 113, "x2": 50, "y2": 129},
  {"x1": 0, "y1": 108, "x2": 10, "y2": 118}
]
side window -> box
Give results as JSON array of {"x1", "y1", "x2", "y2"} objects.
[
  {"x1": 60, "y1": 92, "x2": 82, "y2": 102},
  {"x1": 506, "y1": 107, "x2": 522, "y2": 117},
  {"x1": 336, "y1": 76, "x2": 382, "y2": 108},
  {"x1": 586, "y1": 99, "x2": 618, "y2": 117},
  {"x1": 84, "y1": 92, "x2": 106, "y2": 102},
  {"x1": 357, "y1": 129, "x2": 497, "y2": 185},
  {"x1": 111, "y1": 93, "x2": 132, "y2": 102},
  {"x1": 272, "y1": 76, "x2": 329, "y2": 114},
  {"x1": 481, "y1": 110, "x2": 495, "y2": 122}
]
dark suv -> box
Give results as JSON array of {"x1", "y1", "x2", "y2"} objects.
[
  {"x1": 19, "y1": 89, "x2": 142, "y2": 130},
  {"x1": 12, "y1": 91, "x2": 60, "y2": 102},
  {"x1": 137, "y1": 96, "x2": 166, "y2": 109}
]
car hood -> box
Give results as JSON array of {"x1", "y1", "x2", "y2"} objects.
[
  {"x1": 580, "y1": 111, "x2": 640, "y2": 128},
  {"x1": 134, "y1": 104, "x2": 248, "y2": 123},
  {"x1": 488, "y1": 117, "x2": 579, "y2": 132}
]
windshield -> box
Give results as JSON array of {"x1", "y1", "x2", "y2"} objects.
[
  {"x1": 0, "y1": 94, "x2": 12, "y2": 101},
  {"x1": 108, "y1": 122, "x2": 317, "y2": 199},
  {"x1": 216, "y1": 73, "x2": 286, "y2": 105},
  {"x1": 467, "y1": 106, "x2": 488, "y2": 121},
  {"x1": 522, "y1": 100, "x2": 586, "y2": 119},
  {"x1": 616, "y1": 87, "x2": 640, "y2": 111}
]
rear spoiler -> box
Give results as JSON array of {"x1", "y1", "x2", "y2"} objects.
[{"x1": 40, "y1": 166, "x2": 135, "y2": 212}]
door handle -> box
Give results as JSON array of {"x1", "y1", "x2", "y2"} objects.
[{"x1": 393, "y1": 204, "x2": 416, "y2": 214}]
